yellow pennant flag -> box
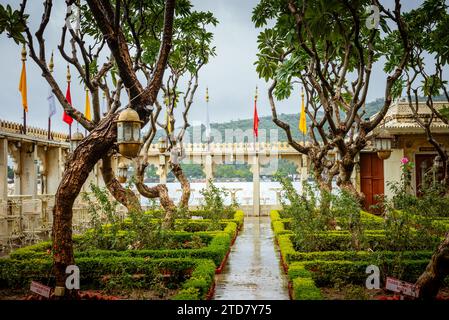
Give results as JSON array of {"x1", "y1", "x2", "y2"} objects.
[
  {"x1": 299, "y1": 89, "x2": 307, "y2": 135},
  {"x1": 18, "y1": 60, "x2": 28, "y2": 113},
  {"x1": 84, "y1": 89, "x2": 92, "y2": 121},
  {"x1": 166, "y1": 110, "x2": 172, "y2": 133}
]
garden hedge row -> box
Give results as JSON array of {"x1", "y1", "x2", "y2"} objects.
[
  {"x1": 0, "y1": 256, "x2": 216, "y2": 299},
  {"x1": 270, "y1": 210, "x2": 440, "y2": 300},
  {"x1": 273, "y1": 210, "x2": 385, "y2": 231},
  {"x1": 10, "y1": 211, "x2": 243, "y2": 265},
  {"x1": 1, "y1": 211, "x2": 244, "y2": 300},
  {"x1": 288, "y1": 259, "x2": 431, "y2": 287}
]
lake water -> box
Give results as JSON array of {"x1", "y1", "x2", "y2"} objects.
[{"x1": 142, "y1": 181, "x2": 305, "y2": 206}]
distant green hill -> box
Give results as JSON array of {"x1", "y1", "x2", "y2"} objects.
[{"x1": 148, "y1": 95, "x2": 446, "y2": 143}]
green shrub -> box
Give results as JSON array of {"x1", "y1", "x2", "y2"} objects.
[
  {"x1": 292, "y1": 259, "x2": 431, "y2": 287},
  {"x1": 172, "y1": 287, "x2": 201, "y2": 300},
  {"x1": 292, "y1": 277, "x2": 322, "y2": 300},
  {"x1": 0, "y1": 256, "x2": 216, "y2": 297}
]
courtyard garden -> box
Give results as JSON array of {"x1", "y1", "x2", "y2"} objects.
[
  {"x1": 271, "y1": 162, "x2": 449, "y2": 300},
  {"x1": 0, "y1": 185, "x2": 244, "y2": 300}
]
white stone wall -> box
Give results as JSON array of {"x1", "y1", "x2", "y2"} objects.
[{"x1": 383, "y1": 149, "x2": 404, "y2": 199}]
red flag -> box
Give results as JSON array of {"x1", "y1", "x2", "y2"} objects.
[
  {"x1": 63, "y1": 82, "x2": 73, "y2": 125},
  {"x1": 253, "y1": 99, "x2": 259, "y2": 138}
]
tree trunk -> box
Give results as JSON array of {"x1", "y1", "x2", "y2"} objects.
[
  {"x1": 101, "y1": 155, "x2": 142, "y2": 213},
  {"x1": 313, "y1": 169, "x2": 334, "y2": 228},
  {"x1": 52, "y1": 113, "x2": 117, "y2": 296},
  {"x1": 337, "y1": 158, "x2": 364, "y2": 201},
  {"x1": 416, "y1": 232, "x2": 449, "y2": 300},
  {"x1": 135, "y1": 182, "x2": 176, "y2": 229},
  {"x1": 171, "y1": 162, "x2": 190, "y2": 208},
  {"x1": 135, "y1": 161, "x2": 176, "y2": 229}
]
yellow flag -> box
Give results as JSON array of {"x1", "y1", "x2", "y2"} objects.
[
  {"x1": 18, "y1": 61, "x2": 28, "y2": 113},
  {"x1": 84, "y1": 89, "x2": 92, "y2": 121},
  {"x1": 299, "y1": 90, "x2": 307, "y2": 135}
]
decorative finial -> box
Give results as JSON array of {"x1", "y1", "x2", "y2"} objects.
[
  {"x1": 66, "y1": 65, "x2": 71, "y2": 82},
  {"x1": 255, "y1": 86, "x2": 258, "y2": 101},
  {"x1": 206, "y1": 87, "x2": 209, "y2": 103},
  {"x1": 49, "y1": 51, "x2": 54, "y2": 73},
  {"x1": 21, "y1": 44, "x2": 27, "y2": 62}
]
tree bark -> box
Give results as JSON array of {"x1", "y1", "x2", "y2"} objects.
[
  {"x1": 416, "y1": 232, "x2": 449, "y2": 300},
  {"x1": 52, "y1": 113, "x2": 117, "y2": 294},
  {"x1": 171, "y1": 163, "x2": 190, "y2": 208},
  {"x1": 135, "y1": 161, "x2": 176, "y2": 229},
  {"x1": 101, "y1": 155, "x2": 142, "y2": 213}
]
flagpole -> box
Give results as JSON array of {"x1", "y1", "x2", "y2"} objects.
[
  {"x1": 300, "y1": 88, "x2": 307, "y2": 147},
  {"x1": 23, "y1": 109, "x2": 27, "y2": 135},
  {"x1": 254, "y1": 86, "x2": 258, "y2": 152},
  {"x1": 48, "y1": 52, "x2": 54, "y2": 140},
  {"x1": 21, "y1": 45, "x2": 27, "y2": 135},
  {"x1": 206, "y1": 87, "x2": 210, "y2": 152},
  {"x1": 66, "y1": 65, "x2": 72, "y2": 138},
  {"x1": 48, "y1": 118, "x2": 51, "y2": 140}
]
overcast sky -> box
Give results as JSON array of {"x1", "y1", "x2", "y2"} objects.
[{"x1": 0, "y1": 0, "x2": 438, "y2": 134}]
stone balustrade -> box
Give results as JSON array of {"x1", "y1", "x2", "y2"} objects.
[{"x1": 0, "y1": 119, "x2": 69, "y2": 142}]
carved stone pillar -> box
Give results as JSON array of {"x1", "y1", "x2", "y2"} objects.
[
  {"x1": 250, "y1": 154, "x2": 260, "y2": 216},
  {"x1": 157, "y1": 154, "x2": 168, "y2": 184},
  {"x1": 8, "y1": 142, "x2": 21, "y2": 196},
  {"x1": 0, "y1": 139, "x2": 8, "y2": 201},
  {"x1": 202, "y1": 153, "x2": 215, "y2": 188}
]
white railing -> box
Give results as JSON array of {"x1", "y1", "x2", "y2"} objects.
[{"x1": 0, "y1": 195, "x2": 127, "y2": 252}]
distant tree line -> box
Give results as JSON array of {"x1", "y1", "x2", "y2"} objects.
[{"x1": 145, "y1": 159, "x2": 298, "y2": 182}]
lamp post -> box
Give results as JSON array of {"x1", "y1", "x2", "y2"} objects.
[
  {"x1": 375, "y1": 129, "x2": 393, "y2": 160},
  {"x1": 115, "y1": 108, "x2": 143, "y2": 158}
]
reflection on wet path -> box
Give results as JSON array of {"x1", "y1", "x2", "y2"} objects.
[{"x1": 214, "y1": 217, "x2": 290, "y2": 300}]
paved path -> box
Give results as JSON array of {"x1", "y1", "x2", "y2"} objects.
[{"x1": 214, "y1": 216, "x2": 290, "y2": 300}]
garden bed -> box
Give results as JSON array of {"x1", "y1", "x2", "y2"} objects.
[
  {"x1": 270, "y1": 209, "x2": 449, "y2": 300},
  {"x1": 0, "y1": 211, "x2": 244, "y2": 300}
]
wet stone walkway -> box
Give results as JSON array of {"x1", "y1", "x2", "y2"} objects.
[{"x1": 214, "y1": 216, "x2": 290, "y2": 300}]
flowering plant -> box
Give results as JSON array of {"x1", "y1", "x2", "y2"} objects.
[{"x1": 400, "y1": 157, "x2": 414, "y2": 191}]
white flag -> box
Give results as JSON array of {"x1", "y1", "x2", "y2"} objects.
[{"x1": 47, "y1": 86, "x2": 56, "y2": 118}]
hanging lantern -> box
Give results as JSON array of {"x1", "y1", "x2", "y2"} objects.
[
  {"x1": 115, "y1": 108, "x2": 143, "y2": 158},
  {"x1": 70, "y1": 131, "x2": 84, "y2": 151},
  {"x1": 375, "y1": 129, "x2": 393, "y2": 160},
  {"x1": 117, "y1": 162, "x2": 128, "y2": 183},
  {"x1": 158, "y1": 136, "x2": 168, "y2": 153}
]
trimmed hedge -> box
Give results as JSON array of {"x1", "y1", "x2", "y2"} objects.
[
  {"x1": 270, "y1": 210, "x2": 293, "y2": 237},
  {"x1": 292, "y1": 277, "x2": 323, "y2": 300},
  {"x1": 271, "y1": 210, "x2": 385, "y2": 232},
  {"x1": 290, "y1": 259, "x2": 431, "y2": 287},
  {"x1": 0, "y1": 256, "x2": 204, "y2": 287},
  {"x1": 10, "y1": 215, "x2": 241, "y2": 265},
  {"x1": 0, "y1": 256, "x2": 216, "y2": 300},
  {"x1": 173, "y1": 259, "x2": 216, "y2": 300},
  {"x1": 278, "y1": 233, "x2": 434, "y2": 265},
  {"x1": 270, "y1": 209, "x2": 442, "y2": 300},
  {"x1": 1, "y1": 211, "x2": 244, "y2": 300}
]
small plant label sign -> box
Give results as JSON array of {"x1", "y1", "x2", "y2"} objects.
[
  {"x1": 30, "y1": 281, "x2": 51, "y2": 298},
  {"x1": 385, "y1": 277, "x2": 420, "y2": 298}
]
